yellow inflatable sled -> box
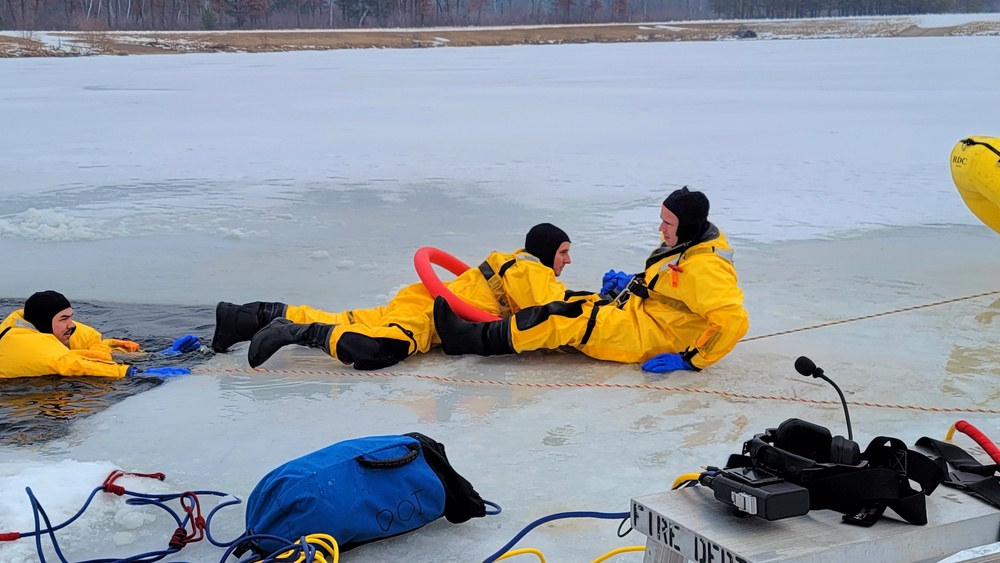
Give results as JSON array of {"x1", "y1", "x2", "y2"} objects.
[{"x1": 951, "y1": 136, "x2": 1000, "y2": 234}]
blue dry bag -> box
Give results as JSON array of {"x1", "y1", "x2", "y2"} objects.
[{"x1": 241, "y1": 432, "x2": 487, "y2": 555}]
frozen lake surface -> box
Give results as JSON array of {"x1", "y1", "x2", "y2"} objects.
[{"x1": 2, "y1": 31, "x2": 1000, "y2": 562}]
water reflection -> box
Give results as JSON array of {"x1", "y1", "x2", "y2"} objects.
[
  {"x1": 946, "y1": 297, "x2": 1000, "y2": 377},
  {"x1": 0, "y1": 375, "x2": 162, "y2": 445}
]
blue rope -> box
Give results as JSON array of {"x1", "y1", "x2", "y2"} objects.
[
  {"x1": 27, "y1": 485, "x2": 186, "y2": 563},
  {"x1": 221, "y1": 533, "x2": 292, "y2": 562},
  {"x1": 21, "y1": 486, "x2": 104, "y2": 539},
  {"x1": 18, "y1": 483, "x2": 237, "y2": 563},
  {"x1": 17, "y1": 477, "x2": 491, "y2": 563},
  {"x1": 481, "y1": 510, "x2": 630, "y2": 563},
  {"x1": 204, "y1": 497, "x2": 246, "y2": 547}
]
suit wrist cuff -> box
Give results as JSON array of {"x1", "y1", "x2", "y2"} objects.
[{"x1": 680, "y1": 349, "x2": 702, "y2": 371}]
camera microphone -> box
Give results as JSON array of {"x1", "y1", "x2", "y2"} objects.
[
  {"x1": 795, "y1": 356, "x2": 853, "y2": 441},
  {"x1": 794, "y1": 356, "x2": 822, "y2": 378}
]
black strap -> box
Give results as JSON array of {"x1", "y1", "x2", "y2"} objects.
[
  {"x1": 478, "y1": 261, "x2": 496, "y2": 280},
  {"x1": 641, "y1": 275, "x2": 655, "y2": 296},
  {"x1": 478, "y1": 259, "x2": 515, "y2": 318},
  {"x1": 831, "y1": 436, "x2": 944, "y2": 526},
  {"x1": 478, "y1": 258, "x2": 518, "y2": 281},
  {"x1": 0, "y1": 326, "x2": 10, "y2": 342},
  {"x1": 497, "y1": 259, "x2": 517, "y2": 278},
  {"x1": 579, "y1": 302, "x2": 605, "y2": 346},
  {"x1": 629, "y1": 274, "x2": 650, "y2": 299},
  {"x1": 961, "y1": 137, "x2": 1000, "y2": 162},
  {"x1": 916, "y1": 436, "x2": 1000, "y2": 509},
  {"x1": 863, "y1": 437, "x2": 944, "y2": 496},
  {"x1": 806, "y1": 465, "x2": 934, "y2": 526},
  {"x1": 611, "y1": 274, "x2": 649, "y2": 307}
]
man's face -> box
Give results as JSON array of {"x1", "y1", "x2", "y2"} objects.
[
  {"x1": 51, "y1": 307, "x2": 76, "y2": 346},
  {"x1": 552, "y1": 241, "x2": 572, "y2": 277},
  {"x1": 659, "y1": 205, "x2": 680, "y2": 248}
]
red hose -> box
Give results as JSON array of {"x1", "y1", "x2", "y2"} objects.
[{"x1": 952, "y1": 420, "x2": 1000, "y2": 464}]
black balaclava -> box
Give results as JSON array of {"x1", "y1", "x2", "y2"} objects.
[
  {"x1": 23, "y1": 290, "x2": 72, "y2": 334},
  {"x1": 663, "y1": 186, "x2": 710, "y2": 246},
  {"x1": 524, "y1": 223, "x2": 570, "y2": 268}
]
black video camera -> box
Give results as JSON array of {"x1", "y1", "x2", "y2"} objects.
[
  {"x1": 699, "y1": 358, "x2": 943, "y2": 527},
  {"x1": 703, "y1": 465, "x2": 810, "y2": 521},
  {"x1": 701, "y1": 356, "x2": 860, "y2": 521}
]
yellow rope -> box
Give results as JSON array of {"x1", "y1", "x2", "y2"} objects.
[
  {"x1": 272, "y1": 534, "x2": 340, "y2": 563},
  {"x1": 496, "y1": 547, "x2": 546, "y2": 562},
  {"x1": 490, "y1": 545, "x2": 645, "y2": 562},
  {"x1": 591, "y1": 546, "x2": 645, "y2": 562},
  {"x1": 741, "y1": 289, "x2": 1000, "y2": 342},
  {"x1": 198, "y1": 368, "x2": 1000, "y2": 415}
]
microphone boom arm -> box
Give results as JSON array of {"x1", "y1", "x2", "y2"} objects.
[
  {"x1": 816, "y1": 373, "x2": 853, "y2": 441},
  {"x1": 795, "y1": 356, "x2": 854, "y2": 442}
]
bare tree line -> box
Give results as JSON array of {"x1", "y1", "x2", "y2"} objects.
[
  {"x1": 710, "y1": 0, "x2": 990, "y2": 18},
  {"x1": 1, "y1": 0, "x2": 995, "y2": 31}
]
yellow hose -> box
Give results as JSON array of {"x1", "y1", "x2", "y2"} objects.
[
  {"x1": 496, "y1": 547, "x2": 546, "y2": 562},
  {"x1": 945, "y1": 423, "x2": 957, "y2": 441},
  {"x1": 273, "y1": 534, "x2": 340, "y2": 563},
  {"x1": 672, "y1": 472, "x2": 703, "y2": 490},
  {"x1": 591, "y1": 545, "x2": 645, "y2": 562}
]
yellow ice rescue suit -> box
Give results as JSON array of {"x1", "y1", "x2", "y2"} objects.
[
  {"x1": 504, "y1": 226, "x2": 749, "y2": 369},
  {"x1": 0, "y1": 310, "x2": 136, "y2": 379},
  {"x1": 284, "y1": 249, "x2": 591, "y2": 365}
]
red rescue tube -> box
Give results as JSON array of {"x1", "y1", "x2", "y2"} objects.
[
  {"x1": 414, "y1": 247, "x2": 502, "y2": 323},
  {"x1": 950, "y1": 420, "x2": 1000, "y2": 464}
]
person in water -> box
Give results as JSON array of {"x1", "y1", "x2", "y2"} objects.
[
  {"x1": 0, "y1": 290, "x2": 200, "y2": 378},
  {"x1": 433, "y1": 187, "x2": 750, "y2": 373},
  {"x1": 213, "y1": 223, "x2": 599, "y2": 370}
]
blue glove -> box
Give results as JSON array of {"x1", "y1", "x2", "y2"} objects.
[
  {"x1": 128, "y1": 366, "x2": 191, "y2": 377},
  {"x1": 641, "y1": 353, "x2": 694, "y2": 373},
  {"x1": 158, "y1": 335, "x2": 202, "y2": 356},
  {"x1": 601, "y1": 270, "x2": 632, "y2": 295}
]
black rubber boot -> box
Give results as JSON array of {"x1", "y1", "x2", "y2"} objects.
[
  {"x1": 248, "y1": 318, "x2": 335, "y2": 368},
  {"x1": 212, "y1": 301, "x2": 287, "y2": 353},
  {"x1": 433, "y1": 296, "x2": 514, "y2": 357}
]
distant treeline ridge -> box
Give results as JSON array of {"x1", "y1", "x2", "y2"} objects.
[{"x1": 1, "y1": 0, "x2": 996, "y2": 34}]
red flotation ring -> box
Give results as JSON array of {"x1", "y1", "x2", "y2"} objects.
[{"x1": 413, "y1": 247, "x2": 502, "y2": 322}]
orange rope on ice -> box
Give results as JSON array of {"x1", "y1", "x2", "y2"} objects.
[
  {"x1": 194, "y1": 368, "x2": 1000, "y2": 414},
  {"x1": 741, "y1": 289, "x2": 1000, "y2": 342}
]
